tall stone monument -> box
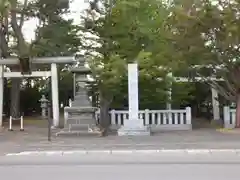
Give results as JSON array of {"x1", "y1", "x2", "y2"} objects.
[
  {"x1": 57, "y1": 59, "x2": 102, "y2": 136},
  {"x1": 118, "y1": 63, "x2": 151, "y2": 136}
]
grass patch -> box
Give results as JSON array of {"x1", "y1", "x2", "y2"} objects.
[
  {"x1": 216, "y1": 128, "x2": 240, "y2": 134},
  {"x1": 216, "y1": 128, "x2": 234, "y2": 132},
  {"x1": 23, "y1": 118, "x2": 48, "y2": 125}
]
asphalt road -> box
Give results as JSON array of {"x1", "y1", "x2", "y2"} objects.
[{"x1": 1, "y1": 153, "x2": 240, "y2": 180}]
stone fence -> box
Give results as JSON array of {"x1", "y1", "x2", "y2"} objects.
[{"x1": 95, "y1": 107, "x2": 192, "y2": 131}]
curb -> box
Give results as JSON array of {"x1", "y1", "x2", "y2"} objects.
[{"x1": 5, "y1": 149, "x2": 240, "y2": 156}]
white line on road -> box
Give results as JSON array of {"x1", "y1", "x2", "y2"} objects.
[{"x1": 5, "y1": 149, "x2": 240, "y2": 157}]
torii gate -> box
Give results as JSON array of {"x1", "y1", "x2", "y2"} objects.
[
  {"x1": 166, "y1": 74, "x2": 221, "y2": 121},
  {"x1": 0, "y1": 56, "x2": 75, "y2": 127}
]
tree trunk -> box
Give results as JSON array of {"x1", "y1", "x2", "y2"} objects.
[
  {"x1": 236, "y1": 92, "x2": 240, "y2": 128},
  {"x1": 99, "y1": 92, "x2": 111, "y2": 130},
  {"x1": 9, "y1": 0, "x2": 29, "y2": 120},
  {"x1": 10, "y1": 66, "x2": 21, "y2": 119},
  {"x1": 10, "y1": 79, "x2": 21, "y2": 119}
]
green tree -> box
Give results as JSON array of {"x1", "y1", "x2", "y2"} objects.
[
  {"x1": 82, "y1": 0, "x2": 192, "y2": 130},
  {"x1": 169, "y1": 0, "x2": 240, "y2": 126}
]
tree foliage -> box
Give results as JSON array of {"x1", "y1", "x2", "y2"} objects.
[
  {"x1": 170, "y1": 0, "x2": 240, "y2": 100},
  {"x1": 80, "y1": 0, "x2": 197, "y2": 128},
  {"x1": 169, "y1": 0, "x2": 240, "y2": 125}
]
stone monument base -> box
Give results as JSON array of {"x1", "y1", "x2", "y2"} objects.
[
  {"x1": 117, "y1": 119, "x2": 151, "y2": 136},
  {"x1": 57, "y1": 106, "x2": 104, "y2": 136}
]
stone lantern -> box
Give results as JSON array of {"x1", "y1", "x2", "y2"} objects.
[{"x1": 57, "y1": 58, "x2": 103, "y2": 136}]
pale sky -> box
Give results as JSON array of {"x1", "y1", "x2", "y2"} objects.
[{"x1": 22, "y1": 0, "x2": 88, "y2": 42}]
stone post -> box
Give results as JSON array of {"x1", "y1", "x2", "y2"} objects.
[
  {"x1": 211, "y1": 87, "x2": 220, "y2": 121},
  {"x1": 40, "y1": 95, "x2": 49, "y2": 119},
  {"x1": 117, "y1": 63, "x2": 150, "y2": 136},
  {"x1": 223, "y1": 106, "x2": 232, "y2": 129},
  {"x1": 166, "y1": 72, "x2": 172, "y2": 110}
]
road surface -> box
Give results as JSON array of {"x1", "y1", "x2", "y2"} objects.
[{"x1": 0, "y1": 153, "x2": 240, "y2": 180}]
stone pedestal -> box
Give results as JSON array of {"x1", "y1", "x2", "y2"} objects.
[
  {"x1": 118, "y1": 119, "x2": 151, "y2": 136},
  {"x1": 62, "y1": 106, "x2": 97, "y2": 131}
]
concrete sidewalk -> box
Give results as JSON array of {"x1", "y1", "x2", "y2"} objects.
[{"x1": 1, "y1": 126, "x2": 240, "y2": 156}]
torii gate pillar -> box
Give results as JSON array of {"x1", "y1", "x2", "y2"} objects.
[{"x1": 51, "y1": 63, "x2": 60, "y2": 127}]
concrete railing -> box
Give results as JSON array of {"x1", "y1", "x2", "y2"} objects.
[{"x1": 95, "y1": 107, "x2": 192, "y2": 131}]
